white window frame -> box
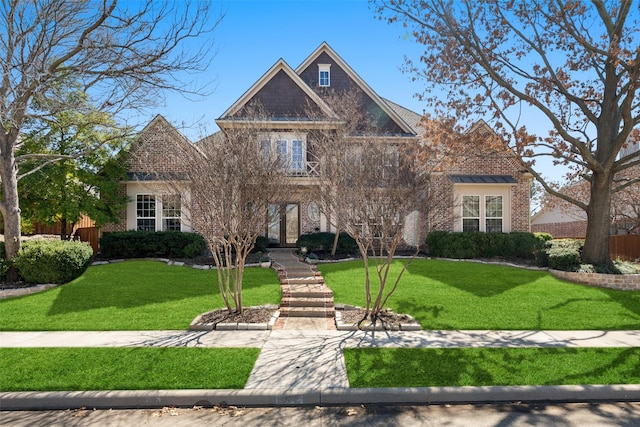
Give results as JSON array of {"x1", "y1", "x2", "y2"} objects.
[
  {"x1": 462, "y1": 195, "x2": 480, "y2": 232},
  {"x1": 461, "y1": 195, "x2": 504, "y2": 233},
  {"x1": 136, "y1": 194, "x2": 156, "y2": 231},
  {"x1": 318, "y1": 64, "x2": 331, "y2": 87},
  {"x1": 136, "y1": 193, "x2": 183, "y2": 232},
  {"x1": 259, "y1": 133, "x2": 307, "y2": 173},
  {"x1": 485, "y1": 195, "x2": 503, "y2": 233},
  {"x1": 161, "y1": 195, "x2": 182, "y2": 231}
]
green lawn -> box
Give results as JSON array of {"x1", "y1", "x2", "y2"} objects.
[
  {"x1": 0, "y1": 347, "x2": 259, "y2": 391},
  {"x1": 0, "y1": 260, "x2": 281, "y2": 330},
  {"x1": 319, "y1": 259, "x2": 640, "y2": 330},
  {"x1": 344, "y1": 347, "x2": 640, "y2": 387}
]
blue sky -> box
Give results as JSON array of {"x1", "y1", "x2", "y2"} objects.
[{"x1": 156, "y1": 0, "x2": 428, "y2": 140}]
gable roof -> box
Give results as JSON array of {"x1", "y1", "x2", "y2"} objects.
[
  {"x1": 217, "y1": 58, "x2": 340, "y2": 127},
  {"x1": 296, "y1": 42, "x2": 417, "y2": 135},
  {"x1": 217, "y1": 42, "x2": 418, "y2": 135},
  {"x1": 382, "y1": 98, "x2": 421, "y2": 134}
]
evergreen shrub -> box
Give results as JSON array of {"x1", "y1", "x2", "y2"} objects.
[
  {"x1": 99, "y1": 231, "x2": 205, "y2": 259},
  {"x1": 13, "y1": 240, "x2": 94, "y2": 284}
]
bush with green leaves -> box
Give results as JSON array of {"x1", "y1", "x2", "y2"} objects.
[
  {"x1": 426, "y1": 231, "x2": 549, "y2": 260},
  {"x1": 253, "y1": 235, "x2": 268, "y2": 253},
  {"x1": 13, "y1": 240, "x2": 93, "y2": 284},
  {"x1": 543, "y1": 239, "x2": 583, "y2": 271},
  {"x1": 99, "y1": 231, "x2": 206, "y2": 259},
  {"x1": 296, "y1": 232, "x2": 358, "y2": 255}
]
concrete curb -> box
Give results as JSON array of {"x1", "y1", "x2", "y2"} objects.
[{"x1": 3, "y1": 385, "x2": 640, "y2": 410}]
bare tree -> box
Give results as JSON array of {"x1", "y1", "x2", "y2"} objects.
[
  {"x1": 0, "y1": 0, "x2": 222, "y2": 274},
  {"x1": 309, "y1": 91, "x2": 434, "y2": 325},
  {"x1": 168, "y1": 114, "x2": 292, "y2": 314},
  {"x1": 374, "y1": 0, "x2": 640, "y2": 265}
]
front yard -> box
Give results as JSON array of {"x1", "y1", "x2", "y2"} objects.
[
  {"x1": 318, "y1": 259, "x2": 640, "y2": 330},
  {"x1": 0, "y1": 260, "x2": 281, "y2": 330},
  {"x1": 2, "y1": 258, "x2": 639, "y2": 391}
]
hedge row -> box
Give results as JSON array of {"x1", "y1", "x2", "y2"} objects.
[
  {"x1": 426, "y1": 231, "x2": 552, "y2": 260},
  {"x1": 296, "y1": 232, "x2": 359, "y2": 255},
  {"x1": 12, "y1": 240, "x2": 94, "y2": 284},
  {"x1": 99, "y1": 231, "x2": 206, "y2": 259}
]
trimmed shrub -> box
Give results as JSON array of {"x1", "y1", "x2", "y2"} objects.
[
  {"x1": 296, "y1": 232, "x2": 358, "y2": 255},
  {"x1": 99, "y1": 231, "x2": 206, "y2": 259},
  {"x1": 253, "y1": 236, "x2": 268, "y2": 253},
  {"x1": 544, "y1": 239, "x2": 583, "y2": 271},
  {"x1": 13, "y1": 240, "x2": 93, "y2": 284},
  {"x1": 426, "y1": 231, "x2": 548, "y2": 260}
]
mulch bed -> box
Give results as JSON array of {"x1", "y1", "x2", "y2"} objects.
[
  {"x1": 197, "y1": 305, "x2": 278, "y2": 325},
  {"x1": 339, "y1": 308, "x2": 417, "y2": 329}
]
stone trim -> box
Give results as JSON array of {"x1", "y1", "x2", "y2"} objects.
[{"x1": 550, "y1": 269, "x2": 640, "y2": 291}]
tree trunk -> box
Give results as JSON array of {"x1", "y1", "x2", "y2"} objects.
[
  {"x1": 582, "y1": 172, "x2": 613, "y2": 265},
  {"x1": 60, "y1": 217, "x2": 68, "y2": 240},
  {"x1": 1, "y1": 154, "x2": 22, "y2": 283},
  {"x1": 331, "y1": 226, "x2": 340, "y2": 256}
]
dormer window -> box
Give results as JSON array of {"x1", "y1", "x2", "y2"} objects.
[{"x1": 318, "y1": 64, "x2": 331, "y2": 87}]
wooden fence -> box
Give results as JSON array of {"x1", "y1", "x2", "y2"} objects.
[
  {"x1": 76, "y1": 227, "x2": 100, "y2": 254},
  {"x1": 610, "y1": 235, "x2": 640, "y2": 261},
  {"x1": 30, "y1": 217, "x2": 99, "y2": 254}
]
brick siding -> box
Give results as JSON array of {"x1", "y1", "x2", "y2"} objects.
[{"x1": 532, "y1": 220, "x2": 587, "y2": 239}]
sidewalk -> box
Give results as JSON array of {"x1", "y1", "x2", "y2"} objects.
[{"x1": 2, "y1": 329, "x2": 640, "y2": 409}]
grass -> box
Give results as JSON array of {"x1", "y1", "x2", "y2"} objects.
[
  {"x1": 0, "y1": 347, "x2": 259, "y2": 391},
  {"x1": 344, "y1": 347, "x2": 640, "y2": 387},
  {"x1": 0, "y1": 260, "x2": 281, "y2": 330},
  {"x1": 318, "y1": 259, "x2": 640, "y2": 330}
]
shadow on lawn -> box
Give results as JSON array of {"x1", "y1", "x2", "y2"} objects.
[
  {"x1": 45, "y1": 260, "x2": 270, "y2": 316},
  {"x1": 405, "y1": 260, "x2": 549, "y2": 297},
  {"x1": 346, "y1": 347, "x2": 640, "y2": 388}
]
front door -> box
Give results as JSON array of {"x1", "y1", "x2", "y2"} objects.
[{"x1": 267, "y1": 204, "x2": 300, "y2": 247}]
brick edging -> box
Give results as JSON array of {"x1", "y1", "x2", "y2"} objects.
[{"x1": 549, "y1": 269, "x2": 640, "y2": 291}]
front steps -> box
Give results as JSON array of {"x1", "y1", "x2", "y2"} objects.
[
  {"x1": 268, "y1": 249, "x2": 336, "y2": 329},
  {"x1": 279, "y1": 282, "x2": 335, "y2": 318}
]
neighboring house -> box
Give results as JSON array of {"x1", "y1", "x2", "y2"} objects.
[
  {"x1": 532, "y1": 137, "x2": 640, "y2": 238},
  {"x1": 531, "y1": 198, "x2": 588, "y2": 238},
  {"x1": 103, "y1": 42, "x2": 532, "y2": 247}
]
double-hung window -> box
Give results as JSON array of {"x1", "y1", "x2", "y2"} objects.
[
  {"x1": 318, "y1": 64, "x2": 331, "y2": 87},
  {"x1": 461, "y1": 195, "x2": 503, "y2": 232},
  {"x1": 485, "y1": 196, "x2": 503, "y2": 232},
  {"x1": 136, "y1": 194, "x2": 181, "y2": 231},
  {"x1": 162, "y1": 195, "x2": 182, "y2": 231},
  {"x1": 136, "y1": 195, "x2": 156, "y2": 231},
  {"x1": 462, "y1": 196, "x2": 480, "y2": 232}
]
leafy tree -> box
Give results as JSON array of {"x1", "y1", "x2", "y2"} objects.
[
  {"x1": 0, "y1": 0, "x2": 221, "y2": 279},
  {"x1": 374, "y1": 0, "x2": 640, "y2": 265},
  {"x1": 18, "y1": 83, "x2": 129, "y2": 240}
]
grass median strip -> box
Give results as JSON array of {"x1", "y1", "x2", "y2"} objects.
[
  {"x1": 344, "y1": 347, "x2": 640, "y2": 388},
  {"x1": 0, "y1": 348, "x2": 260, "y2": 391}
]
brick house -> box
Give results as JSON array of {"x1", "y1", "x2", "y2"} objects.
[{"x1": 104, "y1": 42, "x2": 532, "y2": 247}]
